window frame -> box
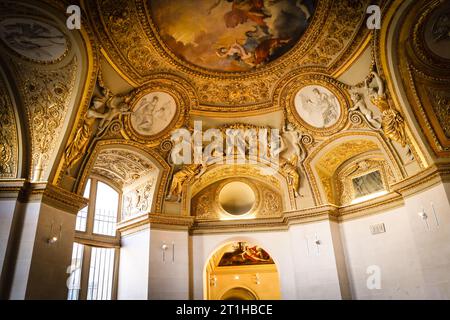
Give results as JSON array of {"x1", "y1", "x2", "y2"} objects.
[{"x1": 72, "y1": 175, "x2": 122, "y2": 300}]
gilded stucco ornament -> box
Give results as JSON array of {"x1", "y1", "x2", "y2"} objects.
[
  {"x1": 366, "y1": 71, "x2": 408, "y2": 149},
  {"x1": 336, "y1": 156, "x2": 395, "y2": 206},
  {"x1": 166, "y1": 163, "x2": 203, "y2": 203},
  {"x1": 191, "y1": 177, "x2": 282, "y2": 220},
  {"x1": 65, "y1": 78, "x2": 132, "y2": 173},
  {"x1": 84, "y1": 0, "x2": 378, "y2": 113},
  {"x1": 91, "y1": 149, "x2": 155, "y2": 188},
  {"x1": 0, "y1": 79, "x2": 18, "y2": 179},
  {"x1": 386, "y1": 0, "x2": 450, "y2": 158},
  {"x1": 14, "y1": 58, "x2": 78, "y2": 180},
  {"x1": 279, "y1": 122, "x2": 307, "y2": 197}
]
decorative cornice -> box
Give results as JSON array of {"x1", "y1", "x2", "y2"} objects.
[
  {"x1": 337, "y1": 192, "x2": 404, "y2": 221},
  {"x1": 0, "y1": 179, "x2": 27, "y2": 199},
  {"x1": 117, "y1": 213, "x2": 194, "y2": 235},
  {"x1": 22, "y1": 182, "x2": 88, "y2": 214},
  {"x1": 117, "y1": 164, "x2": 450, "y2": 235},
  {"x1": 391, "y1": 163, "x2": 450, "y2": 197}
]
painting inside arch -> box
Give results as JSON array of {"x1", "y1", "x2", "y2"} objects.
[
  {"x1": 149, "y1": 0, "x2": 316, "y2": 72},
  {"x1": 218, "y1": 242, "x2": 274, "y2": 266},
  {"x1": 0, "y1": 18, "x2": 67, "y2": 63}
]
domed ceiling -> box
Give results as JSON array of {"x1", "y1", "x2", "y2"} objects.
[
  {"x1": 149, "y1": 0, "x2": 316, "y2": 72},
  {"x1": 86, "y1": 0, "x2": 374, "y2": 113}
]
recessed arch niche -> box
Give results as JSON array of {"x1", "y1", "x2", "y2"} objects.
[{"x1": 204, "y1": 241, "x2": 281, "y2": 300}]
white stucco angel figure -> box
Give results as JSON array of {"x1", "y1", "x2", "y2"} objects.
[
  {"x1": 349, "y1": 91, "x2": 381, "y2": 129},
  {"x1": 98, "y1": 95, "x2": 131, "y2": 131}
]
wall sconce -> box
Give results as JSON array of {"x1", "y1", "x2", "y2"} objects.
[
  {"x1": 233, "y1": 275, "x2": 240, "y2": 280},
  {"x1": 161, "y1": 242, "x2": 168, "y2": 262},
  {"x1": 314, "y1": 233, "x2": 321, "y2": 256},
  {"x1": 47, "y1": 221, "x2": 62, "y2": 245},
  {"x1": 305, "y1": 234, "x2": 321, "y2": 256},
  {"x1": 418, "y1": 208, "x2": 430, "y2": 230},
  {"x1": 161, "y1": 242, "x2": 175, "y2": 263}
]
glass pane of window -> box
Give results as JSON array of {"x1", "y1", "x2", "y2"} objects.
[
  {"x1": 93, "y1": 182, "x2": 119, "y2": 236},
  {"x1": 87, "y1": 247, "x2": 115, "y2": 300},
  {"x1": 67, "y1": 242, "x2": 84, "y2": 300},
  {"x1": 75, "y1": 179, "x2": 91, "y2": 232}
]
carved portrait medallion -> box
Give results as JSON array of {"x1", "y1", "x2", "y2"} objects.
[
  {"x1": 294, "y1": 85, "x2": 341, "y2": 129},
  {"x1": 130, "y1": 91, "x2": 177, "y2": 137},
  {"x1": 0, "y1": 18, "x2": 68, "y2": 63},
  {"x1": 285, "y1": 74, "x2": 349, "y2": 136}
]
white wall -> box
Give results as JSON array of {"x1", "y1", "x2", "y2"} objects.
[
  {"x1": 9, "y1": 202, "x2": 40, "y2": 299},
  {"x1": 0, "y1": 199, "x2": 19, "y2": 278},
  {"x1": 148, "y1": 229, "x2": 189, "y2": 300},
  {"x1": 289, "y1": 221, "x2": 347, "y2": 299},
  {"x1": 118, "y1": 228, "x2": 150, "y2": 300},
  {"x1": 8, "y1": 202, "x2": 76, "y2": 300},
  {"x1": 115, "y1": 183, "x2": 450, "y2": 300},
  {"x1": 340, "y1": 182, "x2": 450, "y2": 299}
]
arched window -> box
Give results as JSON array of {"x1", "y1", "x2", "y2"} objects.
[{"x1": 67, "y1": 178, "x2": 121, "y2": 300}]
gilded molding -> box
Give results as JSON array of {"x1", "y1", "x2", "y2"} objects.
[
  {"x1": 84, "y1": 0, "x2": 378, "y2": 113},
  {"x1": 0, "y1": 75, "x2": 19, "y2": 179}
]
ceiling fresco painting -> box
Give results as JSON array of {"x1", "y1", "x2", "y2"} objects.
[{"x1": 149, "y1": 0, "x2": 316, "y2": 72}]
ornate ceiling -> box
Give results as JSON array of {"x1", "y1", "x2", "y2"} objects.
[
  {"x1": 1, "y1": 0, "x2": 449, "y2": 228},
  {"x1": 86, "y1": 0, "x2": 378, "y2": 113},
  {"x1": 90, "y1": 148, "x2": 156, "y2": 188}
]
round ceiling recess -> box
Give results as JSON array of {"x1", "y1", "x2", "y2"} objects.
[{"x1": 218, "y1": 182, "x2": 255, "y2": 216}]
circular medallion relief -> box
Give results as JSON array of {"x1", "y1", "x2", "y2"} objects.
[
  {"x1": 149, "y1": 0, "x2": 317, "y2": 72},
  {"x1": 130, "y1": 91, "x2": 177, "y2": 136},
  {"x1": 0, "y1": 18, "x2": 68, "y2": 63},
  {"x1": 294, "y1": 85, "x2": 341, "y2": 129},
  {"x1": 218, "y1": 181, "x2": 255, "y2": 216},
  {"x1": 424, "y1": 3, "x2": 450, "y2": 60}
]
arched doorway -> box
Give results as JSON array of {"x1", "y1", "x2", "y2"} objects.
[
  {"x1": 205, "y1": 241, "x2": 281, "y2": 300},
  {"x1": 221, "y1": 287, "x2": 258, "y2": 300}
]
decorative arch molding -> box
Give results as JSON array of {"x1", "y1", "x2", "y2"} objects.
[
  {"x1": 0, "y1": 0, "x2": 100, "y2": 185},
  {"x1": 335, "y1": 151, "x2": 396, "y2": 206},
  {"x1": 0, "y1": 67, "x2": 21, "y2": 179},
  {"x1": 378, "y1": 0, "x2": 450, "y2": 163},
  {"x1": 220, "y1": 287, "x2": 259, "y2": 300},
  {"x1": 76, "y1": 139, "x2": 171, "y2": 214},
  {"x1": 202, "y1": 238, "x2": 282, "y2": 300},
  {"x1": 179, "y1": 159, "x2": 296, "y2": 216},
  {"x1": 304, "y1": 130, "x2": 404, "y2": 205}
]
